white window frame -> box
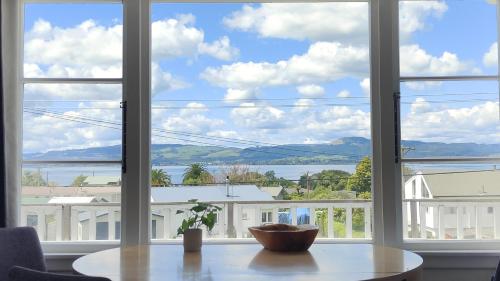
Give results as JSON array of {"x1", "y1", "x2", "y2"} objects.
[
  {"x1": 14, "y1": 0, "x2": 499, "y2": 255},
  {"x1": 397, "y1": 0, "x2": 500, "y2": 251}
]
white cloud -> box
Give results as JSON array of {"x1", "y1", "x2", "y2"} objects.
[
  {"x1": 224, "y1": 88, "x2": 256, "y2": 103},
  {"x1": 230, "y1": 103, "x2": 286, "y2": 129},
  {"x1": 483, "y1": 42, "x2": 498, "y2": 67},
  {"x1": 410, "y1": 98, "x2": 432, "y2": 114},
  {"x1": 360, "y1": 78, "x2": 370, "y2": 96},
  {"x1": 223, "y1": 3, "x2": 369, "y2": 44},
  {"x1": 159, "y1": 103, "x2": 224, "y2": 136},
  {"x1": 23, "y1": 107, "x2": 121, "y2": 153},
  {"x1": 25, "y1": 15, "x2": 238, "y2": 79},
  {"x1": 151, "y1": 63, "x2": 188, "y2": 95},
  {"x1": 25, "y1": 19, "x2": 122, "y2": 76},
  {"x1": 399, "y1": 1, "x2": 447, "y2": 42},
  {"x1": 198, "y1": 36, "x2": 239, "y2": 61},
  {"x1": 400, "y1": 44, "x2": 469, "y2": 76},
  {"x1": 293, "y1": 99, "x2": 315, "y2": 113},
  {"x1": 337, "y1": 90, "x2": 351, "y2": 98},
  {"x1": 202, "y1": 42, "x2": 369, "y2": 90},
  {"x1": 402, "y1": 101, "x2": 500, "y2": 143},
  {"x1": 224, "y1": 1, "x2": 446, "y2": 43},
  {"x1": 297, "y1": 84, "x2": 325, "y2": 97}
]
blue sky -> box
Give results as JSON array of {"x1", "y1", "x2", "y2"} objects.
[{"x1": 21, "y1": 1, "x2": 499, "y2": 153}]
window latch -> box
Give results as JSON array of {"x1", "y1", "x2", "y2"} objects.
[
  {"x1": 394, "y1": 92, "x2": 401, "y2": 164},
  {"x1": 120, "y1": 101, "x2": 127, "y2": 174}
]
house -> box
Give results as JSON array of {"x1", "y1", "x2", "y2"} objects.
[
  {"x1": 404, "y1": 170, "x2": 500, "y2": 239},
  {"x1": 260, "y1": 186, "x2": 287, "y2": 199},
  {"x1": 82, "y1": 176, "x2": 121, "y2": 187}
]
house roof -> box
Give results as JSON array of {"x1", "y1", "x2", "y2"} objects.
[
  {"x1": 260, "y1": 186, "x2": 284, "y2": 197},
  {"x1": 48, "y1": 197, "x2": 98, "y2": 204},
  {"x1": 151, "y1": 185, "x2": 274, "y2": 203},
  {"x1": 22, "y1": 186, "x2": 121, "y2": 197},
  {"x1": 83, "y1": 176, "x2": 121, "y2": 185},
  {"x1": 421, "y1": 170, "x2": 500, "y2": 198}
]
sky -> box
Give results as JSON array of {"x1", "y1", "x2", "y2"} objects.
[{"x1": 21, "y1": 0, "x2": 500, "y2": 154}]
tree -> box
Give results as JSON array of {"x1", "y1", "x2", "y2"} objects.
[
  {"x1": 182, "y1": 163, "x2": 214, "y2": 185},
  {"x1": 22, "y1": 171, "x2": 47, "y2": 187},
  {"x1": 347, "y1": 157, "x2": 372, "y2": 194},
  {"x1": 299, "y1": 170, "x2": 350, "y2": 191},
  {"x1": 152, "y1": 169, "x2": 172, "y2": 187},
  {"x1": 71, "y1": 174, "x2": 88, "y2": 187}
]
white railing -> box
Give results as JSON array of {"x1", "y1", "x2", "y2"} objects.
[
  {"x1": 404, "y1": 199, "x2": 500, "y2": 240},
  {"x1": 20, "y1": 200, "x2": 372, "y2": 241}
]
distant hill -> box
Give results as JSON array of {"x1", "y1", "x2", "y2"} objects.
[{"x1": 23, "y1": 137, "x2": 500, "y2": 165}]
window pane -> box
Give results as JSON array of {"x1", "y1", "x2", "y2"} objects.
[
  {"x1": 403, "y1": 163, "x2": 500, "y2": 240},
  {"x1": 21, "y1": 83, "x2": 122, "y2": 241},
  {"x1": 399, "y1": 0, "x2": 498, "y2": 76},
  {"x1": 150, "y1": 2, "x2": 372, "y2": 240},
  {"x1": 24, "y1": 3, "x2": 123, "y2": 78},
  {"x1": 400, "y1": 80, "x2": 499, "y2": 155}
]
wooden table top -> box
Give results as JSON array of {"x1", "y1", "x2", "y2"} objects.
[{"x1": 73, "y1": 244, "x2": 423, "y2": 281}]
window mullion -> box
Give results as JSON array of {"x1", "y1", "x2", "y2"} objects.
[
  {"x1": 370, "y1": 0, "x2": 403, "y2": 247},
  {"x1": 122, "y1": 0, "x2": 151, "y2": 246}
]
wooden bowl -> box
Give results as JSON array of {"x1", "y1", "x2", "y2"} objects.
[{"x1": 248, "y1": 224, "x2": 319, "y2": 252}]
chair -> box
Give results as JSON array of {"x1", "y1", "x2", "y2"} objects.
[
  {"x1": 492, "y1": 258, "x2": 500, "y2": 281},
  {"x1": 0, "y1": 227, "x2": 46, "y2": 280},
  {"x1": 8, "y1": 266, "x2": 110, "y2": 281},
  {"x1": 0, "y1": 227, "x2": 110, "y2": 281}
]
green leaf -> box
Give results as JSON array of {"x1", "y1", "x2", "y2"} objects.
[
  {"x1": 188, "y1": 199, "x2": 198, "y2": 203},
  {"x1": 205, "y1": 212, "x2": 216, "y2": 230},
  {"x1": 191, "y1": 204, "x2": 207, "y2": 213}
]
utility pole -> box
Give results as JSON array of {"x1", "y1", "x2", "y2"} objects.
[{"x1": 306, "y1": 172, "x2": 310, "y2": 200}]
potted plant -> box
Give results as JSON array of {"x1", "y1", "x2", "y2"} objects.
[{"x1": 176, "y1": 199, "x2": 222, "y2": 252}]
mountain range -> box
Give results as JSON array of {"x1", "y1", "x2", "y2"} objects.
[{"x1": 23, "y1": 137, "x2": 500, "y2": 165}]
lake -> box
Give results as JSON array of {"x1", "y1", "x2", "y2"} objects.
[
  {"x1": 22, "y1": 164, "x2": 357, "y2": 186},
  {"x1": 22, "y1": 163, "x2": 497, "y2": 187}
]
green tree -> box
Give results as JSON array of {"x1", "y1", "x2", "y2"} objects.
[
  {"x1": 182, "y1": 163, "x2": 214, "y2": 185},
  {"x1": 22, "y1": 171, "x2": 47, "y2": 187},
  {"x1": 152, "y1": 169, "x2": 172, "y2": 187},
  {"x1": 347, "y1": 157, "x2": 372, "y2": 194},
  {"x1": 299, "y1": 170, "x2": 350, "y2": 191},
  {"x1": 71, "y1": 174, "x2": 88, "y2": 187}
]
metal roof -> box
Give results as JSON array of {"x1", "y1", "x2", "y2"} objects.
[
  {"x1": 260, "y1": 186, "x2": 284, "y2": 197},
  {"x1": 421, "y1": 170, "x2": 500, "y2": 198},
  {"x1": 48, "y1": 197, "x2": 98, "y2": 204},
  {"x1": 151, "y1": 185, "x2": 274, "y2": 203},
  {"x1": 83, "y1": 176, "x2": 121, "y2": 185}
]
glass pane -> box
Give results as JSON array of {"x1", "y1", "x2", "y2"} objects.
[
  {"x1": 399, "y1": 0, "x2": 498, "y2": 76},
  {"x1": 400, "y1": 80, "x2": 500, "y2": 157},
  {"x1": 21, "y1": 82, "x2": 122, "y2": 241},
  {"x1": 402, "y1": 162, "x2": 500, "y2": 240},
  {"x1": 24, "y1": 3, "x2": 123, "y2": 78},
  {"x1": 150, "y1": 2, "x2": 372, "y2": 241}
]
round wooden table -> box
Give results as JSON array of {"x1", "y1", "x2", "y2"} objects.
[{"x1": 73, "y1": 244, "x2": 423, "y2": 281}]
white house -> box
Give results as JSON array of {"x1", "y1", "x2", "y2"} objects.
[{"x1": 404, "y1": 170, "x2": 500, "y2": 239}]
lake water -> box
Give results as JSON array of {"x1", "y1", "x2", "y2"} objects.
[
  {"x1": 22, "y1": 163, "x2": 498, "y2": 187},
  {"x1": 22, "y1": 164, "x2": 357, "y2": 186}
]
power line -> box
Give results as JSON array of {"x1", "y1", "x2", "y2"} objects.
[{"x1": 24, "y1": 108, "x2": 367, "y2": 158}]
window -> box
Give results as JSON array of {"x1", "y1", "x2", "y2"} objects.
[
  {"x1": 399, "y1": 0, "x2": 500, "y2": 242},
  {"x1": 20, "y1": 3, "x2": 123, "y2": 242},
  {"x1": 149, "y1": 2, "x2": 372, "y2": 241},
  {"x1": 8, "y1": 0, "x2": 496, "y2": 252}
]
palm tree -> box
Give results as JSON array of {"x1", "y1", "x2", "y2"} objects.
[
  {"x1": 182, "y1": 163, "x2": 214, "y2": 185},
  {"x1": 151, "y1": 168, "x2": 171, "y2": 187}
]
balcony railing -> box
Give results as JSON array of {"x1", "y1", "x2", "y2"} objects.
[
  {"x1": 404, "y1": 198, "x2": 500, "y2": 240},
  {"x1": 21, "y1": 200, "x2": 372, "y2": 241}
]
